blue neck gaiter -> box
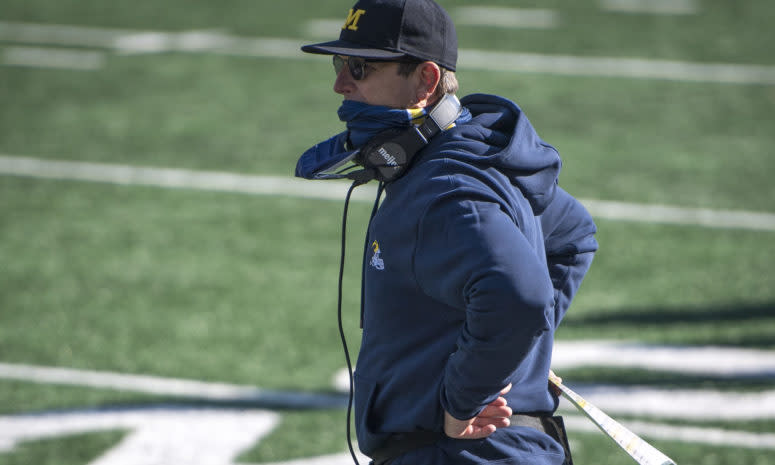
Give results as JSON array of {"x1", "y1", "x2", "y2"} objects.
[
  {"x1": 295, "y1": 100, "x2": 471, "y2": 180},
  {"x1": 295, "y1": 101, "x2": 426, "y2": 179},
  {"x1": 338, "y1": 100, "x2": 427, "y2": 148}
]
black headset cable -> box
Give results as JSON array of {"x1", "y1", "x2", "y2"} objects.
[{"x1": 338, "y1": 179, "x2": 382, "y2": 465}]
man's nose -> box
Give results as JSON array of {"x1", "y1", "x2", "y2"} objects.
[{"x1": 333, "y1": 66, "x2": 354, "y2": 95}]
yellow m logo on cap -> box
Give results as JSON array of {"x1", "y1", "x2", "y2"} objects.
[{"x1": 343, "y1": 8, "x2": 366, "y2": 31}]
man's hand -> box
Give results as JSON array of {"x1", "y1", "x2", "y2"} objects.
[{"x1": 443, "y1": 383, "x2": 513, "y2": 439}]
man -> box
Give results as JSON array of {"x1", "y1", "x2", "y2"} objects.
[{"x1": 296, "y1": 1, "x2": 598, "y2": 464}]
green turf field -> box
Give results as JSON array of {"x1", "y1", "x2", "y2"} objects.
[{"x1": 1, "y1": 1, "x2": 774, "y2": 464}]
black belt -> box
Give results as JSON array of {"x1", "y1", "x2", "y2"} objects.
[{"x1": 370, "y1": 414, "x2": 573, "y2": 465}]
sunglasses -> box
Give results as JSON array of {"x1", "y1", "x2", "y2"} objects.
[{"x1": 332, "y1": 55, "x2": 379, "y2": 81}]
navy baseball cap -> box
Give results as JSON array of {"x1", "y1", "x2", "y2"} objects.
[{"x1": 301, "y1": 0, "x2": 458, "y2": 71}]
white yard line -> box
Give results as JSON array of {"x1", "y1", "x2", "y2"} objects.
[
  {"x1": 2, "y1": 154, "x2": 774, "y2": 231},
  {"x1": 600, "y1": 0, "x2": 700, "y2": 15},
  {"x1": 0, "y1": 22, "x2": 133, "y2": 48},
  {"x1": 1, "y1": 361, "x2": 774, "y2": 451},
  {"x1": 2, "y1": 46, "x2": 105, "y2": 70},
  {"x1": 557, "y1": 384, "x2": 775, "y2": 420},
  {"x1": 551, "y1": 340, "x2": 775, "y2": 421},
  {"x1": 303, "y1": 19, "x2": 347, "y2": 39},
  {"x1": 561, "y1": 415, "x2": 775, "y2": 450},
  {"x1": 0, "y1": 362, "x2": 346, "y2": 409},
  {"x1": 552, "y1": 340, "x2": 775, "y2": 377},
  {"x1": 0, "y1": 154, "x2": 379, "y2": 202},
  {"x1": 580, "y1": 198, "x2": 775, "y2": 231},
  {"x1": 460, "y1": 49, "x2": 775, "y2": 85},
  {"x1": 0, "y1": 406, "x2": 282, "y2": 465},
  {"x1": 1, "y1": 21, "x2": 774, "y2": 84},
  {"x1": 453, "y1": 7, "x2": 559, "y2": 29}
]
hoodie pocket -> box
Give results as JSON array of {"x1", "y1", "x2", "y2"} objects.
[{"x1": 353, "y1": 372, "x2": 389, "y2": 454}]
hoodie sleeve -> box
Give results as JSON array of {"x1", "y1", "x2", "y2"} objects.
[
  {"x1": 540, "y1": 186, "x2": 598, "y2": 326},
  {"x1": 415, "y1": 195, "x2": 554, "y2": 421}
]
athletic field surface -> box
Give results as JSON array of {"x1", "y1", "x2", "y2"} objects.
[{"x1": 1, "y1": 1, "x2": 773, "y2": 464}]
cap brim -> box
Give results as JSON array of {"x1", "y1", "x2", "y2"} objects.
[{"x1": 301, "y1": 40, "x2": 406, "y2": 60}]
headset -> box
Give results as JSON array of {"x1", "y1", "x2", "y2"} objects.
[{"x1": 317, "y1": 93, "x2": 463, "y2": 184}]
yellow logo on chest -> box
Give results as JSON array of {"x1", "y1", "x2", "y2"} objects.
[{"x1": 370, "y1": 240, "x2": 385, "y2": 270}]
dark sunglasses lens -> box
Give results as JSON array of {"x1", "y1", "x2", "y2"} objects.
[
  {"x1": 333, "y1": 55, "x2": 344, "y2": 75},
  {"x1": 332, "y1": 56, "x2": 368, "y2": 80},
  {"x1": 348, "y1": 58, "x2": 365, "y2": 80}
]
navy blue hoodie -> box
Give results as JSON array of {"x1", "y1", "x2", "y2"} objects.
[{"x1": 354, "y1": 94, "x2": 597, "y2": 464}]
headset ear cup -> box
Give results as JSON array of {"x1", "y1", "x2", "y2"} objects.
[{"x1": 358, "y1": 128, "x2": 412, "y2": 182}]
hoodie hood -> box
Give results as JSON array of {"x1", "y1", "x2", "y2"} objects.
[{"x1": 422, "y1": 93, "x2": 561, "y2": 215}]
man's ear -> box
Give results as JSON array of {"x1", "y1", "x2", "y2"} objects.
[{"x1": 415, "y1": 62, "x2": 441, "y2": 107}]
